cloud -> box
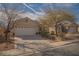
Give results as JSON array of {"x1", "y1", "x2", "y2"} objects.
[
  {"x1": 55, "y1": 3, "x2": 74, "y2": 8},
  {"x1": 62, "y1": 3, "x2": 73, "y2": 7},
  {"x1": 26, "y1": 12, "x2": 45, "y2": 20},
  {"x1": 23, "y1": 3, "x2": 38, "y2": 14},
  {"x1": 18, "y1": 12, "x2": 39, "y2": 20},
  {"x1": 22, "y1": 3, "x2": 74, "y2": 20},
  {"x1": 23, "y1": 3, "x2": 46, "y2": 16}
]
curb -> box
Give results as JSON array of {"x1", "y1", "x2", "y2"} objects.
[{"x1": 49, "y1": 39, "x2": 79, "y2": 50}]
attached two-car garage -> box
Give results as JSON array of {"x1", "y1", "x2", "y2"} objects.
[{"x1": 14, "y1": 17, "x2": 39, "y2": 36}]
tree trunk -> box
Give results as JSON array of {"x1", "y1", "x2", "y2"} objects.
[
  {"x1": 55, "y1": 23, "x2": 58, "y2": 37},
  {"x1": 5, "y1": 18, "x2": 11, "y2": 41},
  {"x1": 5, "y1": 31, "x2": 10, "y2": 42}
]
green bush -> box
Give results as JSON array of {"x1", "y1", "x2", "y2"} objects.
[{"x1": 39, "y1": 30, "x2": 49, "y2": 37}]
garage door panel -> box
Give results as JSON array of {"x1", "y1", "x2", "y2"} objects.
[{"x1": 15, "y1": 28, "x2": 38, "y2": 35}]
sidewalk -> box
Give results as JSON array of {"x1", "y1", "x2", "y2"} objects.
[{"x1": 49, "y1": 39, "x2": 79, "y2": 49}]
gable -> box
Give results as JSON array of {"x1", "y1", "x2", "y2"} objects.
[{"x1": 15, "y1": 17, "x2": 38, "y2": 28}]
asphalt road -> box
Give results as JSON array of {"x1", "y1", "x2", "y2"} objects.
[{"x1": 41, "y1": 41, "x2": 79, "y2": 56}]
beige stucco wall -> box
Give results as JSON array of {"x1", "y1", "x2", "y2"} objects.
[
  {"x1": 78, "y1": 27, "x2": 79, "y2": 32},
  {"x1": 49, "y1": 27, "x2": 55, "y2": 34}
]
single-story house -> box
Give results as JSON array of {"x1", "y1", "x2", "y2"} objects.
[
  {"x1": 14, "y1": 17, "x2": 39, "y2": 36},
  {"x1": 48, "y1": 20, "x2": 79, "y2": 34}
]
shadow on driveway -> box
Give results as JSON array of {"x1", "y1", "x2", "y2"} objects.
[{"x1": 16, "y1": 35, "x2": 44, "y2": 40}]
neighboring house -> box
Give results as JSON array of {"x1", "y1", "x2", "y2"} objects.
[
  {"x1": 14, "y1": 17, "x2": 39, "y2": 36},
  {"x1": 57, "y1": 20, "x2": 79, "y2": 33},
  {"x1": 62, "y1": 23, "x2": 78, "y2": 33},
  {"x1": 48, "y1": 20, "x2": 79, "y2": 34}
]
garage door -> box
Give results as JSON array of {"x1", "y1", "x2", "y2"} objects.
[{"x1": 15, "y1": 28, "x2": 38, "y2": 36}]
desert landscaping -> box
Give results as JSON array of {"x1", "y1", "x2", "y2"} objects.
[{"x1": 0, "y1": 3, "x2": 79, "y2": 56}]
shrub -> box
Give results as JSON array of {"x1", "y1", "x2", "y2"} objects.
[{"x1": 39, "y1": 30, "x2": 49, "y2": 38}]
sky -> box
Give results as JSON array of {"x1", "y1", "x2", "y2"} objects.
[{"x1": 0, "y1": 3, "x2": 79, "y2": 24}]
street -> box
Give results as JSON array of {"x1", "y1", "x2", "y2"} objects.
[{"x1": 42, "y1": 41, "x2": 79, "y2": 56}]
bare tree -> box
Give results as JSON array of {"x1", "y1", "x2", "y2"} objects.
[
  {"x1": 39, "y1": 8, "x2": 75, "y2": 40},
  {"x1": 0, "y1": 4, "x2": 23, "y2": 42}
]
